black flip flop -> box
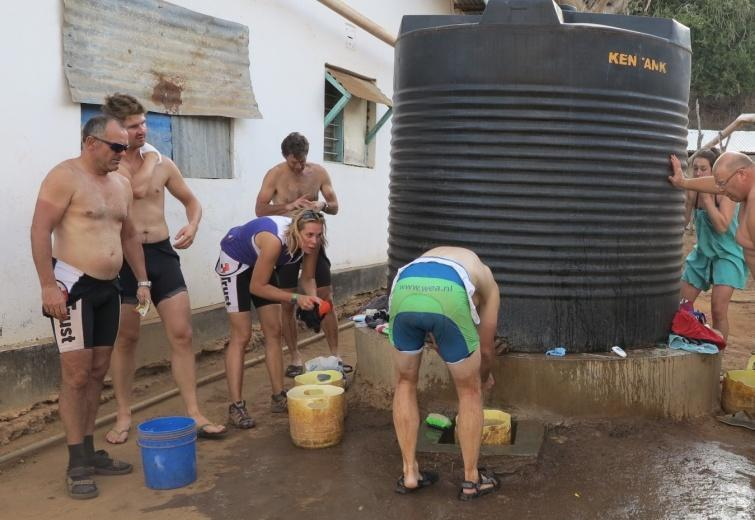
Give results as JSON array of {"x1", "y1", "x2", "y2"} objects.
[
  {"x1": 395, "y1": 470, "x2": 439, "y2": 494},
  {"x1": 285, "y1": 364, "x2": 305, "y2": 378},
  {"x1": 716, "y1": 411, "x2": 755, "y2": 430},
  {"x1": 197, "y1": 423, "x2": 228, "y2": 439}
]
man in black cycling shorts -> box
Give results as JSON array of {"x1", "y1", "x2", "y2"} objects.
[
  {"x1": 102, "y1": 94, "x2": 227, "y2": 444},
  {"x1": 31, "y1": 115, "x2": 151, "y2": 499},
  {"x1": 255, "y1": 132, "x2": 341, "y2": 377}
]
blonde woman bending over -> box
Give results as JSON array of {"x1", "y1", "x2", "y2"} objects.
[{"x1": 215, "y1": 210, "x2": 326, "y2": 425}]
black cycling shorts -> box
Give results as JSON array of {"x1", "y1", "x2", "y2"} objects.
[
  {"x1": 215, "y1": 251, "x2": 281, "y2": 312},
  {"x1": 120, "y1": 239, "x2": 187, "y2": 305},
  {"x1": 46, "y1": 259, "x2": 121, "y2": 353},
  {"x1": 276, "y1": 247, "x2": 331, "y2": 289}
]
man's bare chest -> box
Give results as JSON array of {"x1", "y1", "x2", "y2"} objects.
[
  {"x1": 275, "y1": 176, "x2": 320, "y2": 202},
  {"x1": 140, "y1": 175, "x2": 168, "y2": 201},
  {"x1": 122, "y1": 161, "x2": 169, "y2": 199},
  {"x1": 72, "y1": 182, "x2": 128, "y2": 223}
]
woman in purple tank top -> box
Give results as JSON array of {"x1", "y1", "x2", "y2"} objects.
[{"x1": 215, "y1": 209, "x2": 327, "y2": 425}]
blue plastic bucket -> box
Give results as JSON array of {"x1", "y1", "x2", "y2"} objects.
[{"x1": 137, "y1": 416, "x2": 197, "y2": 490}]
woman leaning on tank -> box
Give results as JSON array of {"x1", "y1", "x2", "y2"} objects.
[{"x1": 675, "y1": 148, "x2": 748, "y2": 339}]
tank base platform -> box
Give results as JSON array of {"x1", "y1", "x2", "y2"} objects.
[{"x1": 354, "y1": 328, "x2": 721, "y2": 420}]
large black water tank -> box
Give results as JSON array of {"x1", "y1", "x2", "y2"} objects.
[{"x1": 388, "y1": 0, "x2": 691, "y2": 352}]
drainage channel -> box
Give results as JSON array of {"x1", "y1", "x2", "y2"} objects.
[{"x1": 0, "y1": 321, "x2": 355, "y2": 467}]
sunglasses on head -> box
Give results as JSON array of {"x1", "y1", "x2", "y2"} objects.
[
  {"x1": 91, "y1": 135, "x2": 129, "y2": 153},
  {"x1": 300, "y1": 210, "x2": 324, "y2": 221}
]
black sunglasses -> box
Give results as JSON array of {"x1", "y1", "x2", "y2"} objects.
[
  {"x1": 300, "y1": 210, "x2": 324, "y2": 220},
  {"x1": 91, "y1": 135, "x2": 129, "y2": 153}
]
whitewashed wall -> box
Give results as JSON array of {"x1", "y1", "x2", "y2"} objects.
[{"x1": 0, "y1": 0, "x2": 452, "y2": 347}]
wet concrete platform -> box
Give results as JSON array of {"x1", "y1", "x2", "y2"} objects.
[
  {"x1": 355, "y1": 328, "x2": 721, "y2": 419},
  {"x1": 416, "y1": 418, "x2": 545, "y2": 476}
]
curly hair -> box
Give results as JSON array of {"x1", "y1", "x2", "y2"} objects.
[
  {"x1": 281, "y1": 132, "x2": 309, "y2": 158},
  {"x1": 102, "y1": 93, "x2": 145, "y2": 121}
]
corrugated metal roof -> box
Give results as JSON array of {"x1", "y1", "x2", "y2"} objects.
[
  {"x1": 454, "y1": 0, "x2": 486, "y2": 12},
  {"x1": 63, "y1": 0, "x2": 261, "y2": 119},
  {"x1": 326, "y1": 67, "x2": 392, "y2": 107},
  {"x1": 687, "y1": 130, "x2": 755, "y2": 154},
  {"x1": 173, "y1": 116, "x2": 232, "y2": 179}
]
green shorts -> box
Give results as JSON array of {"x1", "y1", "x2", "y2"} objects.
[
  {"x1": 682, "y1": 250, "x2": 748, "y2": 291},
  {"x1": 389, "y1": 261, "x2": 479, "y2": 363}
]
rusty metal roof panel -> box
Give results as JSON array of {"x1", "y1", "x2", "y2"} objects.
[
  {"x1": 454, "y1": 0, "x2": 486, "y2": 12},
  {"x1": 63, "y1": 0, "x2": 262, "y2": 119},
  {"x1": 326, "y1": 67, "x2": 392, "y2": 107}
]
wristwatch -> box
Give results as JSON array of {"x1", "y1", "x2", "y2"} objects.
[
  {"x1": 321, "y1": 201, "x2": 329, "y2": 211},
  {"x1": 137, "y1": 280, "x2": 152, "y2": 288}
]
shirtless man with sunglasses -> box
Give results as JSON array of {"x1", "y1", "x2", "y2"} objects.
[
  {"x1": 31, "y1": 115, "x2": 150, "y2": 499},
  {"x1": 669, "y1": 151, "x2": 755, "y2": 277}
]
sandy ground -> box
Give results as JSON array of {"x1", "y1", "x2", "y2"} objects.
[{"x1": 0, "y1": 326, "x2": 753, "y2": 520}]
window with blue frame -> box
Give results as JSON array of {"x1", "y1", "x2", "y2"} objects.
[
  {"x1": 323, "y1": 66, "x2": 392, "y2": 168},
  {"x1": 324, "y1": 80, "x2": 344, "y2": 163},
  {"x1": 81, "y1": 104, "x2": 232, "y2": 179}
]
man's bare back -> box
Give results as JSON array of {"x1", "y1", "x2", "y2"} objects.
[
  {"x1": 736, "y1": 198, "x2": 755, "y2": 273},
  {"x1": 421, "y1": 246, "x2": 496, "y2": 308},
  {"x1": 45, "y1": 158, "x2": 131, "y2": 279}
]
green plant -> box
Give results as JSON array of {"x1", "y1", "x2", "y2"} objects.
[{"x1": 628, "y1": 0, "x2": 755, "y2": 99}]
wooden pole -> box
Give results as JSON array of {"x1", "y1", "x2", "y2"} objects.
[
  {"x1": 316, "y1": 0, "x2": 397, "y2": 47},
  {"x1": 702, "y1": 113, "x2": 755, "y2": 150}
]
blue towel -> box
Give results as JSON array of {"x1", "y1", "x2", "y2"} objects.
[{"x1": 668, "y1": 334, "x2": 719, "y2": 355}]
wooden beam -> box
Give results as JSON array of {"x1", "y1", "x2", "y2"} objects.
[{"x1": 316, "y1": 0, "x2": 396, "y2": 47}]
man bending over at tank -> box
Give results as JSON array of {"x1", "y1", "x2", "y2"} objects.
[{"x1": 388, "y1": 246, "x2": 500, "y2": 500}]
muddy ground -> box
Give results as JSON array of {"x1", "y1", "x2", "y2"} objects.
[
  {"x1": 1, "y1": 234, "x2": 754, "y2": 519},
  {"x1": 0, "y1": 330, "x2": 753, "y2": 519}
]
